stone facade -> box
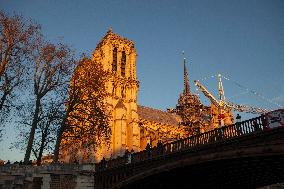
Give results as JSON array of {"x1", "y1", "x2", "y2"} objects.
[
  {"x1": 0, "y1": 165, "x2": 95, "y2": 189},
  {"x1": 60, "y1": 28, "x2": 217, "y2": 163},
  {"x1": 174, "y1": 58, "x2": 212, "y2": 135},
  {"x1": 91, "y1": 28, "x2": 140, "y2": 160}
]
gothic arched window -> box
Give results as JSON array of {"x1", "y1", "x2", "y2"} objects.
[
  {"x1": 112, "y1": 47, "x2": 117, "y2": 72},
  {"x1": 121, "y1": 86, "x2": 126, "y2": 98},
  {"x1": 121, "y1": 51, "x2": 126, "y2": 77}
]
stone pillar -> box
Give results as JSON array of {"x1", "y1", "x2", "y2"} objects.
[
  {"x1": 113, "y1": 100, "x2": 127, "y2": 157},
  {"x1": 129, "y1": 51, "x2": 136, "y2": 80},
  {"x1": 129, "y1": 101, "x2": 140, "y2": 152},
  {"x1": 41, "y1": 173, "x2": 51, "y2": 189}
]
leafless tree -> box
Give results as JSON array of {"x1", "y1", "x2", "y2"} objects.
[
  {"x1": 11, "y1": 99, "x2": 61, "y2": 165},
  {"x1": 1, "y1": 11, "x2": 111, "y2": 164},
  {"x1": 34, "y1": 100, "x2": 63, "y2": 165},
  {"x1": 23, "y1": 39, "x2": 76, "y2": 164},
  {"x1": 0, "y1": 11, "x2": 40, "y2": 137}
]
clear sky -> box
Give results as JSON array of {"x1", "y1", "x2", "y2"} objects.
[{"x1": 1, "y1": 0, "x2": 283, "y2": 161}]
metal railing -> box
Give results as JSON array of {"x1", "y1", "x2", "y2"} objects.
[{"x1": 96, "y1": 114, "x2": 267, "y2": 172}]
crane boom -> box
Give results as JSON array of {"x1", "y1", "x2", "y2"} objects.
[
  {"x1": 218, "y1": 73, "x2": 226, "y2": 106},
  {"x1": 194, "y1": 80, "x2": 220, "y2": 108},
  {"x1": 228, "y1": 102, "x2": 270, "y2": 114},
  {"x1": 195, "y1": 78, "x2": 270, "y2": 115}
]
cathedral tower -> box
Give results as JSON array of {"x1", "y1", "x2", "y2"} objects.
[
  {"x1": 92, "y1": 28, "x2": 140, "y2": 159},
  {"x1": 175, "y1": 55, "x2": 211, "y2": 135}
]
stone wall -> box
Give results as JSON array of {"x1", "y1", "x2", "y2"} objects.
[{"x1": 0, "y1": 164, "x2": 95, "y2": 189}]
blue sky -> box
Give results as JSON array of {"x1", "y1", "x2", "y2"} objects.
[{"x1": 1, "y1": 0, "x2": 283, "y2": 161}]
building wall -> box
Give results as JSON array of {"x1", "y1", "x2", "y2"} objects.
[
  {"x1": 60, "y1": 29, "x2": 195, "y2": 163},
  {"x1": 139, "y1": 119, "x2": 189, "y2": 150},
  {"x1": 92, "y1": 29, "x2": 140, "y2": 159}
]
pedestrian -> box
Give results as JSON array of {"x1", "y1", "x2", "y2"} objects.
[
  {"x1": 124, "y1": 149, "x2": 131, "y2": 164},
  {"x1": 235, "y1": 114, "x2": 242, "y2": 135},
  {"x1": 124, "y1": 149, "x2": 129, "y2": 157},
  {"x1": 100, "y1": 157, "x2": 106, "y2": 170},
  {"x1": 130, "y1": 149, "x2": 135, "y2": 163},
  {"x1": 236, "y1": 114, "x2": 241, "y2": 122},
  {"x1": 146, "y1": 143, "x2": 151, "y2": 157},
  {"x1": 157, "y1": 140, "x2": 163, "y2": 155}
]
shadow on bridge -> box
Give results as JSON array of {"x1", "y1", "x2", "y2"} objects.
[
  {"x1": 121, "y1": 155, "x2": 284, "y2": 189},
  {"x1": 95, "y1": 111, "x2": 284, "y2": 189}
]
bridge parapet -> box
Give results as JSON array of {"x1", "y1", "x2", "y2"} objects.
[
  {"x1": 94, "y1": 109, "x2": 284, "y2": 188},
  {"x1": 96, "y1": 114, "x2": 268, "y2": 172}
]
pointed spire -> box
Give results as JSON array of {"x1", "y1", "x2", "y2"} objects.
[
  {"x1": 107, "y1": 27, "x2": 113, "y2": 34},
  {"x1": 183, "y1": 51, "x2": 190, "y2": 94}
]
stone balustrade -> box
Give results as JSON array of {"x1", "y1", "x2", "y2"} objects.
[
  {"x1": 0, "y1": 164, "x2": 96, "y2": 189},
  {"x1": 95, "y1": 114, "x2": 268, "y2": 172}
]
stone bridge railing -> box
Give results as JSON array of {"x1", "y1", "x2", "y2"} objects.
[
  {"x1": 95, "y1": 114, "x2": 270, "y2": 172},
  {"x1": 0, "y1": 164, "x2": 97, "y2": 189},
  {"x1": 0, "y1": 163, "x2": 96, "y2": 175}
]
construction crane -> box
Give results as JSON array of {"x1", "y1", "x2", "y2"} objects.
[
  {"x1": 194, "y1": 79, "x2": 220, "y2": 108},
  {"x1": 194, "y1": 75, "x2": 233, "y2": 127},
  {"x1": 195, "y1": 74, "x2": 271, "y2": 115},
  {"x1": 194, "y1": 73, "x2": 270, "y2": 127},
  {"x1": 227, "y1": 102, "x2": 270, "y2": 114}
]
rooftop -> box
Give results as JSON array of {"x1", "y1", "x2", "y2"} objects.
[{"x1": 138, "y1": 105, "x2": 181, "y2": 126}]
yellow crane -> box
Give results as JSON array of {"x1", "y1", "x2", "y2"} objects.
[
  {"x1": 194, "y1": 74, "x2": 270, "y2": 128},
  {"x1": 194, "y1": 74, "x2": 233, "y2": 128}
]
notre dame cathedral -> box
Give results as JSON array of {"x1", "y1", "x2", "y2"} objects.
[{"x1": 61, "y1": 28, "x2": 215, "y2": 163}]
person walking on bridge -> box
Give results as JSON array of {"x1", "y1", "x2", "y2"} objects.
[{"x1": 236, "y1": 114, "x2": 243, "y2": 135}]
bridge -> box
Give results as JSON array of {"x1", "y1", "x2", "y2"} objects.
[{"x1": 94, "y1": 110, "x2": 284, "y2": 189}]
